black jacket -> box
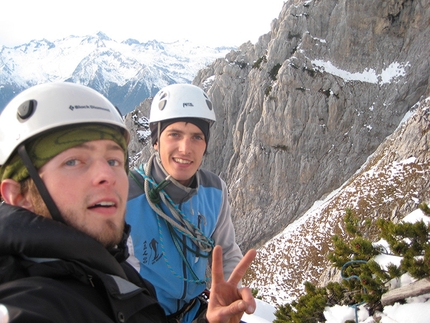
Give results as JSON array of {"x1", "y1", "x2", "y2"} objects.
[{"x1": 0, "y1": 203, "x2": 167, "y2": 323}]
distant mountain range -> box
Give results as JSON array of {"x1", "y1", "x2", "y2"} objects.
[{"x1": 0, "y1": 32, "x2": 235, "y2": 114}]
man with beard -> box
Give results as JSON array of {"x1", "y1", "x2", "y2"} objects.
[{"x1": 0, "y1": 82, "x2": 256, "y2": 323}]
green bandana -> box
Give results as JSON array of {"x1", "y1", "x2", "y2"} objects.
[{"x1": 0, "y1": 124, "x2": 128, "y2": 182}]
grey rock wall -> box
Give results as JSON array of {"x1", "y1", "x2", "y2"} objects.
[
  {"x1": 126, "y1": 0, "x2": 430, "y2": 253},
  {"x1": 194, "y1": 0, "x2": 430, "y2": 251}
]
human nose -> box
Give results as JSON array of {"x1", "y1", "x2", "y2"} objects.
[
  {"x1": 91, "y1": 159, "x2": 116, "y2": 185},
  {"x1": 178, "y1": 137, "x2": 191, "y2": 154}
]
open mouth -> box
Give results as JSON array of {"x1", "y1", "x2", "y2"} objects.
[
  {"x1": 88, "y1": 201, "x2": 116, "y2": 209},
  {"x1": 173, "y1": 158, "x2": 192, "y2": 164}
]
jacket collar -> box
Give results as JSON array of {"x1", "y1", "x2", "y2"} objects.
[
  {"x1": 151, "y1": 153, "x2": 199, "y2": 205},
  {"x1": 0, "y1": 203, "x2": 128, "y2": 279}
]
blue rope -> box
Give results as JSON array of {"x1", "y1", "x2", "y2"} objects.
[
  {"x1": 137, "y1": 165, "x2": 213, "y2": 284},
  {"x1": 341, "y1": 260, "x2": 368, "y2": 323},
  {"x1": 140, "y1": 168, "x2": 214, "y2": 251},
  {"x1": 156, "y1": 213, "x2": 209, "y2": 284},
  {"x1": 341, "y1": 260, "x2": 367, "y2": 281}
]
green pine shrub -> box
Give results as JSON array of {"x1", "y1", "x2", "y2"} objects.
[{"x1": 273, "y1": 205, "x2": 430, "y2": 322}]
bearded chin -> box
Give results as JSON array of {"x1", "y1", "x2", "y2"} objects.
[
  {"x1": 34, "y1": 200, "x2": 125, "y2": 248},
  {"x1": 99, "y1": 219, "x2": 125, "y2": 249},
  {"x1": 26, "y1": 183, "x2": 126, "y2": 248},
  {"x1": 73, "y1": 218, "x2": 125, "y2": 249}
]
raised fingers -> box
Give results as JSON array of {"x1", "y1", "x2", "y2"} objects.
[
  {"x1": 227, "y1": 248, "x2": 257, "y2": 287},
  {"x1": 211, "y1": 245, "x2": 224, "y2": 285}
]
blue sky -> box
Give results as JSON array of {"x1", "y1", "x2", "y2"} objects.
[{"x1": 0, "y1": 0, "x2": 286, "y2": 47}]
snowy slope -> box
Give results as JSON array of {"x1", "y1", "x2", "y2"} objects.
[{"x1": 245, "y1": 97, "x2": 430, "y2": 307}]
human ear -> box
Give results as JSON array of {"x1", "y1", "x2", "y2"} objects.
[
  {"x1": 154, "y1": 142, "x2": 159, "y2": 151},
  {"x1": 1, "y1": 179, "x2": 34, "y2": 209}
]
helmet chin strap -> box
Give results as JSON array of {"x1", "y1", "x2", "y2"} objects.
[
  {"x1": 156, "y1": 121, "x2": 161, "y2": 152},
  {"x1": 17, "y1": 144, "x2": 65, "y2": 224}
]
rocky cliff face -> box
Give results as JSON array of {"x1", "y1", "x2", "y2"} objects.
[
  {"x1": 244, "y1": 96, "x2": 430, "y2": 305},
  {"x1": 194, "y1": 0, "x2": 430, "y2": 251},
  {"x1": 125, "y1": 0, "x2": 430, "y2": 254}
]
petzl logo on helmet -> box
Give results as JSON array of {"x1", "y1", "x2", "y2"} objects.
[{"x1": 183, "y1": 103, "x2": 194, "y2": 107}]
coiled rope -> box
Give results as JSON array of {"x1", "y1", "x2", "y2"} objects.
[
  {"x1": 133, "y1": 154, "x2": 215, "y2": 283},
  {"x1": 341, "y1": 260, "x2": 368, "y2": 323}
]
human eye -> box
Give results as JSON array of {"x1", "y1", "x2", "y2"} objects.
[
  {"x1": 107, "y1": 159, "x2": 121, "y2": 167},
  {"x1": 194, "y1": 134, "x2": 204, "y2": 141},
  {"x1": 64, "y1": 159, "x2": 80, "y2": 166}
]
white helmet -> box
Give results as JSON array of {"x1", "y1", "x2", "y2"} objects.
[
  {"x1": 149, "y1": 84, "x2": 216, "y2": 126},
  {"x1": 0, "y1": 82, "x2": 130, "y2": 165}
]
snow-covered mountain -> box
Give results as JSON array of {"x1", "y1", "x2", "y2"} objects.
[{"x1": 0, "y1": 31, "x2": 235, "y2": 114}]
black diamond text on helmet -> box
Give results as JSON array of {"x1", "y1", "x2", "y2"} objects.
[{"x1": 69, "y1": 105, "x2": 111, "y2": 112}]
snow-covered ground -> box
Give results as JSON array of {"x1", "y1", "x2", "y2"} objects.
[
  {"x1": 324, "y1": 209, "x2": 430, "y2": 323},
  {"x1": 243, "y1": 209, "x2": 430, "y2": 323},
  {"x1": 324, "y1": 291, "x2": 430, "y2": 323},
  {"x1": 241, "y1": 299, "x2": 276, "y2": 323}
]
